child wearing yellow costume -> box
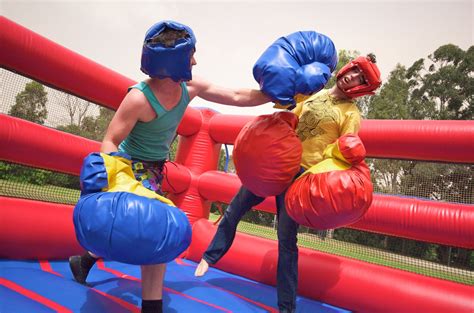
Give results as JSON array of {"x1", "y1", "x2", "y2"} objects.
[{"x1": 196, "y1": 54, "x2": 382, "y2": 313}]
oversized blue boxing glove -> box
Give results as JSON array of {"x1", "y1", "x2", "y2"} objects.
[
  {"x1": 253, "y1": 31, "x2": 337, "y2": 106},
  {"x1": 74, "y1": 152, "x2": 191, "y2": 265},
  {"x1": 74, "y1": 191, "x2": 191, "y2": 265}
]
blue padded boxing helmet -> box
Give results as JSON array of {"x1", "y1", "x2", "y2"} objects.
[
  {"x1": 253, "y1": 31, "x2": 338, "y2": 106},
  {"x1": 141, "y1": 20, "x2": 196, "y2": 82}
]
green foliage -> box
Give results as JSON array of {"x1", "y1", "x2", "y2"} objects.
[
  {"x1": 369, "y1": 159, "x2": 407, "y2": 194},
  {"x1": 4, "y1": 82, "x2": 80, "y2": 189},
  {"x1": 0, "y1": 161, "x2": 50, "y2": 185},
  {"x1": 56, "y1": 124, "x2": 82, "y2": 136},
  {"x1": 57, "y1": 107, "x2": 114, "y2": 141},
  {"x1": 0, "y1": 161, "x2": 79, "y2": 189},
  {"x1": 9, "y1": 81, "x2": 48, "y2": 124},
  {"x1": 241, "y1": 210, "x2": 274, "y2": 227},
  {"x1": 399, "y1": 163, "x2": 474, "y2": 203},
  {"x1": 90, "y1": 107, "x2": 115, "y2": 140},
  {"x1": 367, "y1": 44, "x2": 473, "y2": 120},
  {"x1": 407, "y1": 44, "x2": 473, "y2": 120},
  {"x1": 168, "y1": 137, "x2": 179, "y2": 161},
  {"x1": 333, "y1": 227, "x2": 472, "y2": 270},
  {"x1": 334, "y1": 228, "x2": 386, "y2": 249},
  {"x1": 218, "y1": 145, "x2": 235, "y2": 173},
  {"x1": 367, "y1": 64, "x2": 411, "y2": 119}
]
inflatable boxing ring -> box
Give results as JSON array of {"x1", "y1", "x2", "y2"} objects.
[{"x1": 0, "y1": 17, "x2": 473, "y2": 312}]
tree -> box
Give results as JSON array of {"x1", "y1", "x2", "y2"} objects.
[
  {"x1": 367, "y1": 64, "x2": 410, "y2": 120},
  {"x1": 58, "y1": 94, "x2": 92, "y2": 126},
  {"x1": 57, "y1": 106, "x2": 114, "y2": 141},
  {"x1": 405, "y1": 58, "x2": 437, "y2": 119},
  {"x1": 79, "y1": 107, "x2": 115, "y2": 141},
  {"x1": 9, "y1": 81, "x2": 48, "y2": 124},
  {"x1": 408, "y1": 44, "x2": 473, "y2": 120}
]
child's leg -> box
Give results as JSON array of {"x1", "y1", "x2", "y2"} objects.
[{"x1": 141, "y1": 264, "x2": 166, "y2": 313}]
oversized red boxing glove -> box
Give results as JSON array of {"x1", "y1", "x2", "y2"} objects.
[
  {"x1": 285, "y1": 134, "x2": 373, "y2": 230},
  {"x1": 233, "y1": 111, "x2": 302, "y2": 197}
]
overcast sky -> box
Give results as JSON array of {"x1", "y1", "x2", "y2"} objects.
[{"x1": 3, "y1": 0, "x2": 473, "y2": 116}]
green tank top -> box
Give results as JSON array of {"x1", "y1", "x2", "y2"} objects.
[{"x1": 118, "y1": 81, "x2": 189, "y2": 161}]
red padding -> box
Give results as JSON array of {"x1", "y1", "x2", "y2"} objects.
[
  {"x1": 162, "y1": 162, "x2": 192, "y2": 194},
  {"x1": 0, "y1": 114, "x2": 99, "y2": 175},
  {"x1": 0, "y1": 114, "x2": 192, "y2": 193},
  {"x1": 353, "y1": 194, "x2": 474, "y2": 249},
  {"x1": 207, "y1": 113, "x2": 474, "y2": 163},
  {"x1": 171, "y1": 109, "x2": 222, "y2": 224},
  {"x1": 187, "y1": 219, "x2": 474, "y2": 313},
  {"x1": 360, "y1": 119, "x2": 474, "y2": 163},
  {"x1": 198, "y1": 171, "x2": 276, "y2": 214},
  {"x1": 198, "y1": 170, "x2": 474, "y2": 249},
  {"x1": 0, "y1": 17, "x2": 204, "y2": 137},
  {"x1": 0, "y1": 197, "x2": 84, "y2": 259},
  {"x1": 0, "y1": 16, "x2": 133, "y2": 110},
  {"x1": 208, "y1": 114, "x2": 254, "y2": 144},
  {"x1": 176, "y1": 106, "x2": 202, "y2": 137}
]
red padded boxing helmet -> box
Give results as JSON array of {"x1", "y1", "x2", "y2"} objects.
[{"x1": 336, "y1": 54, "x2": 382, "y2": 98}]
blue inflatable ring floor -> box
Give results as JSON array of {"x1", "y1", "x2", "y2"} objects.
[{"x1": 1, "y1": 258, "x2": 350, "y2": 312}]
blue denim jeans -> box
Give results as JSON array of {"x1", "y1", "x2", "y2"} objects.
[{"x1": 203, "y1": 185, "x2": 299, "y2": 313}]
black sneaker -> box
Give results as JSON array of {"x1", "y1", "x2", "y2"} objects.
[{"x1": 69, "y1": 255, "x2": 92, "y2": 285}]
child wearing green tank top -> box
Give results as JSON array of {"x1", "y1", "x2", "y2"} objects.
[
  {"x1": 119, "y1": 81, "x2": 189, "y2": 161},
  {"x1": 69, "y1": 21, "x2": 270, "y2": 313}
]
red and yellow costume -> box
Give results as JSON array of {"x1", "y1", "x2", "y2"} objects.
[{"x1": 293, "y1": 90, "x2": 361, "y2": 169}]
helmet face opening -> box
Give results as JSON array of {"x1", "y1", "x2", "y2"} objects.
[{"x1": 336, "y1": 55, "x2": 382, "y2": 98}]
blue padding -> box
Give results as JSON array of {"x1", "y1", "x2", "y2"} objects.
[
  {"x1": 0, "y1": 267, "x2": 130, "y2": 313},
  {"x1": 79, "y1": 151, "x2": 131, "y2": 194},
  {"x1": 1, "y1": 260, "x2": 351, "y2": 312},
  {"x1": 171, "y1": 259, "x2": 351, "y2": 313},
  {"x1": 141, "y1": 20, "x2": 196, "y2": 81},
  {"x1": 0, "y1": 286, "x2": 55, "y2": 313},
  {"x1": 79, "y1": 152, "x2": 107, "y2": 194},
  {"x1": 253, "y1": 31, "x2": 338, "y2": 104},
  {"x1": 73, "y1": 192, "x2": 192, "y2": 265}
]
